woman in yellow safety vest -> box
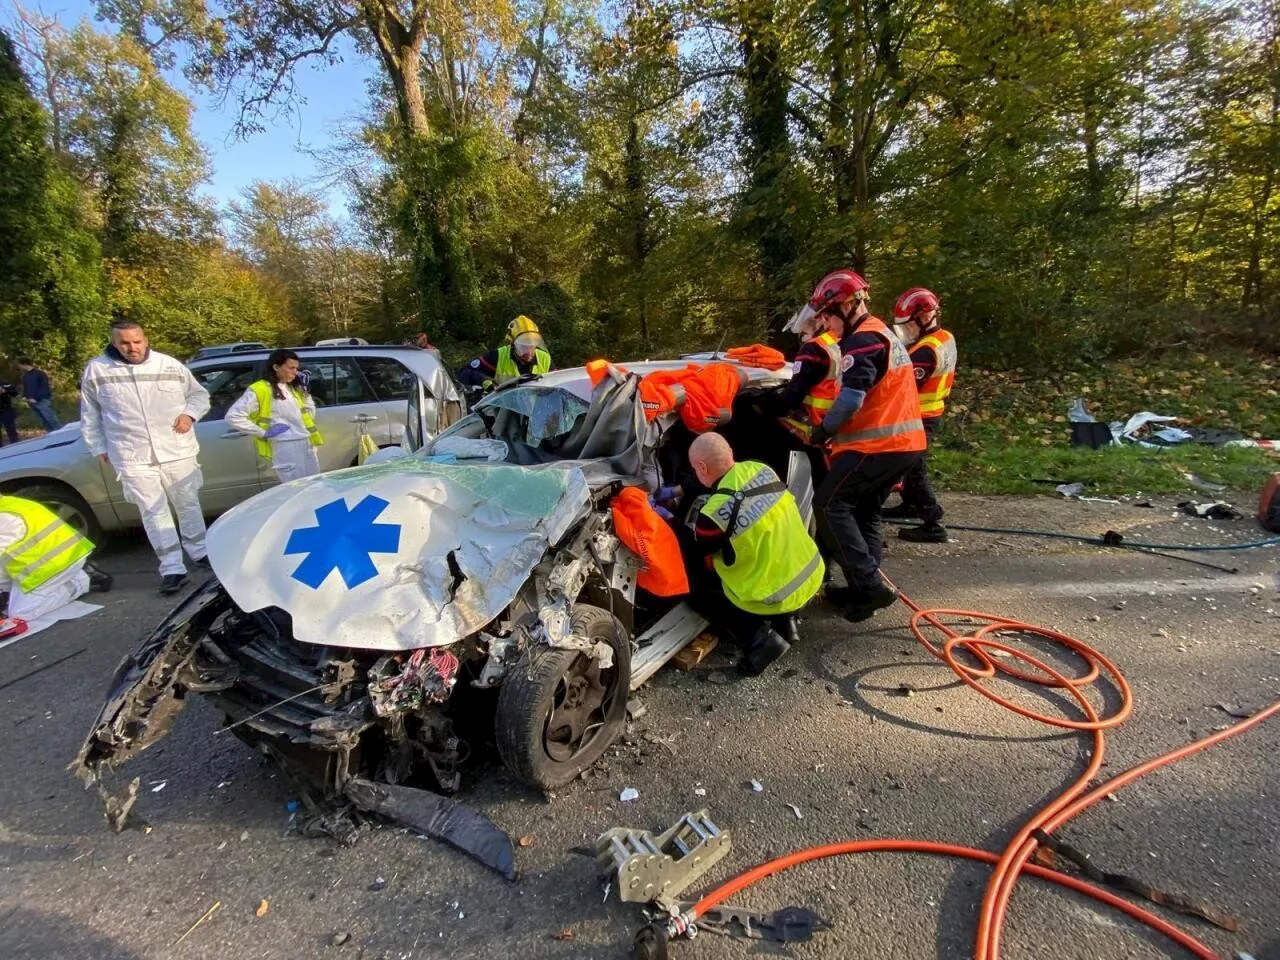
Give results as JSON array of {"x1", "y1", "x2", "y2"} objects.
[{"x1": 227, "y1": 349, "x2": 325, "y2": 483}]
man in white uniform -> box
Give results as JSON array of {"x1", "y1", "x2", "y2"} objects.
[{"x1": 80, "y1": 321, "x2": 212, "y2": 594}]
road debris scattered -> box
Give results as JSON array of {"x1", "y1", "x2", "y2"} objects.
[
  {"x1": 1213, "y1": 703, "x2": 1253, "y2": 719},
  {"x1": 518, "y1": 835, "x2": 536, "y2": 848},
  {"x1": 551, "y1": 929, "x2": 575, "y2": 941},
  {"x1": 150, "y1": 780, "x2": 167, "y2": 793},
  {"x1": 331, "y1": 932, "x2": 351, "y2": 946},
  {"x1": 173, "y1": 900, "x2": 221, "y2": 946},
  {"x1": 786, "y1": 803, "x2": 804, "y2": 820},
  {"x1": 619, "y1": 787, "x2": 640, "y2": 802},
  {"x1": 255, "y1": 899, "x2": 269, "y2": 917},
  {"x1": 750, "y1": 780, "x2": 764, "y2": 793},
  {"x1": 1179, "y1": 501, "x2": 1242, "y2": 521},
  {"x1": 368, "y1": 877, "x2": 387, "y2": 892}
]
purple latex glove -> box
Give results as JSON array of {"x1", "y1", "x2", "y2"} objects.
[
  {"x1": 295, "y1": 370, "x2": 311, "y2": 392},
  {"x1": 264, "y1": 422, "x2": 290, "y2": 439},
  {"x1": 656, "y1": 485, "x2": 680, "y2": 503}
]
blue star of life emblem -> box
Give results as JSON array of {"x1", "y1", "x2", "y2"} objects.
[{"x1": 284, "y1": 494, "x2": 402, "y2": 590}]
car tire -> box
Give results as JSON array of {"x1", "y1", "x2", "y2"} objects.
[
  {"x1": 494, "y1": 604, "x2": 631, "y2": 790},
  {"x1": 8, "y1": 482, "x2": 104, "y2": 545}
]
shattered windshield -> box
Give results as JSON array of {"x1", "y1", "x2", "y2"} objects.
[{"x1": 475, "y1": 386, "x2": 591, "y2": 443}]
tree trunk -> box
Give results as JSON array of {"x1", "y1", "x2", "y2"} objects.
[
  {"x1": 739, "y1": 0, "x2": 795, "y2": 343},
  {"x1": 360, "y1": 2, "x2": 430, "y2": 138},
  {"x1": 624, "y1": 118, "x2": 650, "y2": 350}
]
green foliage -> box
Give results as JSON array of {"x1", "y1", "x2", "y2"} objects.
[
  {"x1": 7, "y1": 0, "x2": 1280, "y2": 391},
  {"x1": 54, "y1": 23, "x2": 213, "y2": 258},
  {"x1": 0, "y1": 29, "x2": 104, "y2": 375},
  {"x1": 105, "y1": 246, "x2": 296, "y2": 358}
]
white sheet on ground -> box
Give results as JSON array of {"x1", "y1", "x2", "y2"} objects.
[{"x1": 0, "y1": 600, "x2": 103, "y2": 651}]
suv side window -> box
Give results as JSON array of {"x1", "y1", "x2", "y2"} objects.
[
  {"x1": 298, "y1": 358, "x2": 378, "y2": 407},
  {"x1": 357, "y1": 357, "x2": 416, "y2": 402},
  {"x1": 193, "y1": 362, "x2": 261, "y2": 421}
]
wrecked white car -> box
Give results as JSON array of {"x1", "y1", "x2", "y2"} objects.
[{"x1": 71, "y1": 358, "x2": 814, "y2": 873}]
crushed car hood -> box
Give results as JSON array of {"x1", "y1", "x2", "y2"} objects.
[{"x1": 206, "y1": 457, "x2": 591, "y2": 651}]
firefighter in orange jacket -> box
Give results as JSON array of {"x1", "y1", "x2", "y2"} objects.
[
  {"x1": 803, "y1": 270, "x2": 927, "y2": 621},
  {"x1": 885, "y1": 287, "x2": 955, "y2": 543},
  {"x1": 769, "y1": 306, "x2": 843, "y2": 450}
]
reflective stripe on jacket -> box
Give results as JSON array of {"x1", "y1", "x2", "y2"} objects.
[
  {"x1": 831, "y1": 318, "x2": 927, "y2": 455},
  {"x1": 79, "y1": 350, "x2": 211, "y2": 465},
  {"x1": 700, "y1": 461, "x2": 824, "y2": 616},
  {"x1": 0, "y1": 495, "x2": 94, "y2": 591},
  {"x1": 915, "y1": 328, "x2": 956, "y2": 419},
  {"x1": 802, "y1": 332, "x2": 842, "y2": 426},
  {"x1": 247, "y1": 381, "x2": 323, "y2": 460},
  {"x1": 494, "y1": 346, "x2": 552, "y2": 384}
]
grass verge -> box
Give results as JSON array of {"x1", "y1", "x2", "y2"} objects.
[{"x1": 930, "y1": 443, "x2": 1275, "y2": 497}]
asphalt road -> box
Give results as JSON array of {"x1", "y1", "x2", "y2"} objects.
[{"x1": 2, "y1": 496, "x2": 1278, "y2": 960}]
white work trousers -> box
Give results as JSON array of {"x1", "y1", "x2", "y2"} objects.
[
  {"x1": 271, "y1": 439, "x2": 322, "y2": 484},
  {"x1": 0, "y1": 562, "x2": 90, "y2": 621},
  {"x1": 118, "y1": 457, "x2": 207, "y2": 576}
]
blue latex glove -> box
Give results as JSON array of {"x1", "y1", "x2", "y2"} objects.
[
  {"x1": 294, "y1": 370, "x2": 311, "y2": 391},
  {"x1": 648, "y1": 495, "x2": 675, "y2": 521},
  {"x1": 264, "y1": 422, "x2": 290, "y2": 439},
  {"x1": 656, "y1": 485, "x2": 680, "y2": 504}
]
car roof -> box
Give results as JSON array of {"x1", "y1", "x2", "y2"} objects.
[
  {"x1": 524, "y1": 355, "x2": 793, "y2": 390},
  {"x1": 189, "y1": 344, "x2": 427, "y2": 364}
]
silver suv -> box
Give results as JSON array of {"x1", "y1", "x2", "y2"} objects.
[{"x1": 0, "y1": 345, "x2": 463, "y2": 541}]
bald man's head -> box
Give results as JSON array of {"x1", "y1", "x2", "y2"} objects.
[{"x1": 689, "y1": 432, "x2": 735, "y2": 488}]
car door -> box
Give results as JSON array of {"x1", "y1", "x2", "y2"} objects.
[
  {"x1": 293, "y1": 356, "x2": 385, "y2": 474},
  {"x1": 190, "y1": 361, "x2": 272, "y2": 510},
  {"x1": 355, "y1": 356, "x2": 420, "y2": 446}
]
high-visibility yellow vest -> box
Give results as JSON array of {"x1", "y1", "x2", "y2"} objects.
[
  {"x1": 700, "y1": 461, "x2": 824, "y2": 616},
  {"x1": 493, "y1": 346, "x2": 552, "y2": 385},
  {"x1": 914, "y1": 328, "x2": 956, "y2": 419},
  {"x1": 248, "y1": 380, "x2": 324, "y2": 460},
  {"x1": 0, "y1": 495, "x2": 95, "y2": 592}
]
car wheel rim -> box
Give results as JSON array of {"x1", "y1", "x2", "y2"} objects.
[{"x1": 543, "y1": 655, "x2": 619, "y2": 764}]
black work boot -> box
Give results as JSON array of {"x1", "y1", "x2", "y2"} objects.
[
  {"x1": 898, "y1": 523, "x2": 948, "y2": 543},
  {"x1": 85, "y1": 563, "x2": 114, "y2": 593},
  {"x1": 737, "y1": 625, "x2": 791, "y2": 676},
  {"x1": 843, "y1": 582, "x2": 899, "y2": 622},
  {"x1": 159, "y1": 572, "x2": 189, "y2": 596}
]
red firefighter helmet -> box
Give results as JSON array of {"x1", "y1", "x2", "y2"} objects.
[
  {"x1": 892, "y1": 287, "x2": 940, "y2": 322},
  {"x1": 808, "y1": 270, "x2": 870, "y2": 313}
]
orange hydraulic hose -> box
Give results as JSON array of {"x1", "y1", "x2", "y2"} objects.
[
  {"x1": 677, "y1": 574, "x2": 1276, "y2": 960},
  {"x1": 982, "y1": 697, "x2": 1280, "y2": 960},
  {"x1": 689, "y1": 839, "x2": 1220, "y2": 959}
]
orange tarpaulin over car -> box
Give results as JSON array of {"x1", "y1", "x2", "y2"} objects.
[
  {"x1": 586, "y1": 358, "x2": 750, "y2": 431},
  {"x1": 610, "y1": 486, "x2": 690, "y2": 597}
]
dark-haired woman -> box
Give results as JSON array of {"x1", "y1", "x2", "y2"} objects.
[{"x1": 227, "y1": 349, "x2": 324, "y2": 482}]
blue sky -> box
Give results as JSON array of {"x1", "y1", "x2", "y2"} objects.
[{"x1": 37, "y1": 0, "x2": 375, "y2": 212}]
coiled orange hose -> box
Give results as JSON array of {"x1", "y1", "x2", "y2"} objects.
[{"x1": 684, "y1": 576, "x2": 1278, "y2": 959}]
